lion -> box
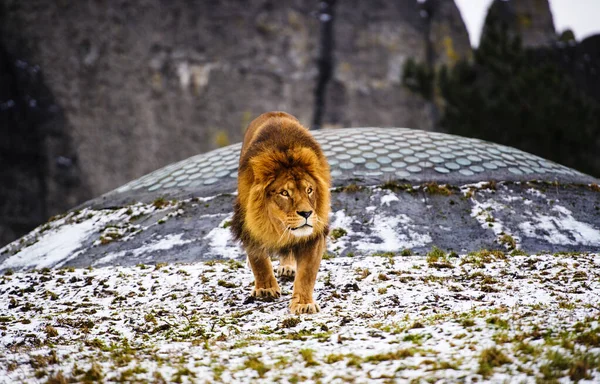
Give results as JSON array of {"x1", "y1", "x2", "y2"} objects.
[{"x1": 231, "y1": 111, "x2": 330, "y2": 314}]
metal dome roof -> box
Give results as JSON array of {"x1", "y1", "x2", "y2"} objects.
[{"x1": 90, "y1": 127, "x2": 594, "y2": 208}]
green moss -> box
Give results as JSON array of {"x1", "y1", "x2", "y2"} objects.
[
  {"x1": 477, "y1": 347, "x2": 511, "y2": 377},
  {"x1": 422, "y1": 182, "x2": 453, "y2": 196},
  {"x1": 281, "y1": 317, "x2": 301, "y2": 328},
  {"x1": 152, "y1": 197, "x2": 169, "y2": 209},
  {"x1": 334, "y1": 184, "x2": 363, "y2": 193},
  {"x1": 373, "y1": 252, "x2": 395, "y2": 258},
  {"x1": 492, "y1": 332, "x2": 510, "y2": 344},
  {"x1": 365, "y1": 349, "x2": 415, "y2": 362},
  {"x1": 300, "y1": 349, "x2": 319, "y2": 367},
  {"x1": 242, "y1": 356, "x2": 270, "y2": 378},
  {"x1": 117, "y1": 366, "x2": 148, "y2": 382},
  {"x1": 513, "y1": 341, "x2": 539, "y2": 359},
  {"x1": 227, "y1": 259, "x2": 244, "y2": 270},
  {"x1": 568, "y1": 355, "x2": 594, "y2": 382},
  {"x1": 426, "y1": 247, "x2": 453, "y2": 269},
  {"x1": 85, "y1": 338, "x2": 109, "y2": 351},
  {"x1": 217, "y1": 280, "x2": 236, "y2": 288},
  {"x1": 379, "y1": 181, "x2": 414, "y2": 192},
  {"x1": 378, "y1": 273, "x2": 389, "y2": 281},
  {"x1": 324, "y1": 354, "x2": 345, "y2": 364},
  {"x1": 171, "y1": 366, "x2": 196, "y2": 383},
  {"x1": 330, "y1": 228, "x2": 347, "y2": 240},
  {"x1": 45, "y1": 325, "x2": 58, "y2": 338},
  {"x1": 576, "y1": 328, "x2": 600, "y2": 347},
  {"x1": 426, "y1": 246, "x2": 445, "y2": 262},
  {"x1": 403, "y1": 332, "x2": 430, "y2": 345},
  {"x1": 461, "y1": 249, "x2": 506, "y2": 268},
  {"x1": 81, "y1": 362, "x2": 103, "y2": 382},
  {"x1": 45, "y1": 371, "x2": 68, "y2": 384},
  {"x1": 355, "y1": 268, "x2": 370, "y2": 281},
  {"x1": 461, "y1": 319, "x2": 475, "y2": 327},
  {"x1": 486, "y1": 316, "x2": 509, "y2": 329},
  {"x1": 108, "y1": 338, "x2": 136, "y2": 367},
  {"x1": 498, "y1": 234, "x2": 516, "y2": 250},
  {"x1": 539, "y1": 350, "x2": 571, "y2": 380},
  {"x1": 559, "y1": 301, "x2": 576, "y2": 310}
]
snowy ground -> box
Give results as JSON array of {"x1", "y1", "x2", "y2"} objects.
[{"x1": 1, "y1": 251, "x2": 599, "y2": 383}]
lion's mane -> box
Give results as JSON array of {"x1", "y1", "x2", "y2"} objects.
[{"x1": 231, "y1": 112, "x2": 330, "y2": 251}]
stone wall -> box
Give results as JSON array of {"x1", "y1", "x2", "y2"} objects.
[
  {"x1": 323, "y1": 0, "x2": 471, "y2": 130},
  {"x1": 0, "y1": 0, "x2": 319, "y2": 194},
  {"x1": 0, "y1": 42, "x2": 87, "y2": 247}
]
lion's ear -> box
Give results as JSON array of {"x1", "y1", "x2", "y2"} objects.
[{"x1": 249, "y1": 155, "x2": 276, "y2": 185}]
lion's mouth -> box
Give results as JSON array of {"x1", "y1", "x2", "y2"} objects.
[
  {"x1": 291, "y1": 224, "x2": 313, "y2": 231},
  {"x1": 289, "y1": 223, "x2": 314, "y2": 238}
]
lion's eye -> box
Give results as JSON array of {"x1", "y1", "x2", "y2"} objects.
[
  {"x1": 307, "y1": 187, "x2": 313, "y2": 194},
  {"x1": 280, "y1": 190, "x2": 289, "y2": 197}
]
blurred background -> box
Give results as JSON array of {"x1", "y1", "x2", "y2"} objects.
[{"x1": 1, "y1": 0, "x2": 599, "y2": 247}]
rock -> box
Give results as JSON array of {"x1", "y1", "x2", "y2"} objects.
[
  {"x1": 0, "y1": 1, "x2": 473, "y2": 246},
  {"x1": 0, "y1": 44, "x2": 89, "y2": 247},
  {"x1": 0, "y1": 0, "x2": 319, "y2": 198},
  {"x1": 426, "y1": 0, "x2": 473, "y2": 68},
  {"x1": 482, "y1": 0, "x2": 556, "y2": 48},
  {"x1": 324, "y1": 0, "x2": 471, "y2": 130}
]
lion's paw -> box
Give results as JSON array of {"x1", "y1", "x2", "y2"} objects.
[
  {"x1": 251, "y1": 287, "x2": 281, "y2": 299},
  {"x1": 276, "y1": 265, "x2": 296, "y2": 278},
  {"x1": 290, "y1": 301, "x2": 320, "y2": 315}
]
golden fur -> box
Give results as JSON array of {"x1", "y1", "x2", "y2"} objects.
[{"x1": 231, "y1": 112, "x2": 330, "y2": 314}]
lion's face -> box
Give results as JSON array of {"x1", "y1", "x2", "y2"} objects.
[
  {"x1": 267, "y1": 173, "x2": 319, "y2": 239},
  {"x1": 240, "y1": 146, "x2": 330, "y2": 249}
]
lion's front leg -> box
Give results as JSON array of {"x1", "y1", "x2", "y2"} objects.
[
  {"x1": 276, "y1": 251, "x2": 296, "y2": 279},
  {"x1": 290, "y1": 236, "x2": 324, "y2": 314},
  {"x1": 246, "y1": 246, "x2": 281, "y2": 299}
]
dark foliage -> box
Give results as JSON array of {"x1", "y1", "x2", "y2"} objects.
[
  {"x1": 404, "y1": 17, "x2": 600, "y2": 177},
  {"x1": 403, "y1": 58, "x2": 435, "y2": 100}
]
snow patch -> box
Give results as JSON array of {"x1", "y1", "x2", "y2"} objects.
[
  {"x1": 329, "y1": 209, "x2": 353, "y2": 230},
  {"x1": 203, "y1": 214, "x2": 240, "y2": 259},
  {"x1": 519, "y1": 204, "x2": 600, "y2": 246},
  {"x1": 526, "y1": 188, "x2": 546, "y2": 199},
  {"x1": 0, "y1": 217, "x2": 95, "y2": 270},
  {"x1": 94, "y1": 233, "x2": 195, "y2": 266},
  {"x1": 380, "y1": 192, "x2": 399, "y2": 206},
  {"x1": 356, "y1": 214, "x2": 431, "y2": 252},
  {"x1": 470, "y1": 198, "x2": 507, "y2": 237},
  {"x1": 328, "y1": 209, "x2": 355, "y2": 254}
]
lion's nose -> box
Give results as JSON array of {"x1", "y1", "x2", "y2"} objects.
[{"x1": 297, "y1": 210, "x2": 313, "y2": 219}]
